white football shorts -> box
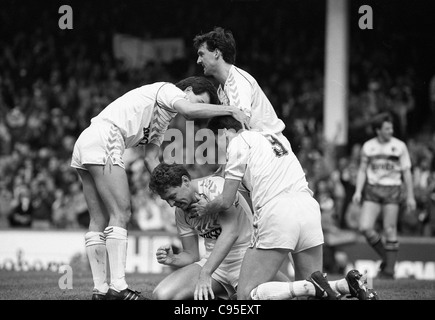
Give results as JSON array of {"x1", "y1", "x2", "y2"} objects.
[
  {"x1": 195, "y1": 247, "x2": 246, "y2": 299},
  {"x1": 250, "y1": 191, "x2": 324, "y2": 253},
  {"x1": 71, "y1": 120, "x2": 125, "y2": 170}
]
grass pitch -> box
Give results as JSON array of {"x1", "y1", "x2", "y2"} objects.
[{"x1": 0, "y1": 269, "x2": 434, "y2": 300}]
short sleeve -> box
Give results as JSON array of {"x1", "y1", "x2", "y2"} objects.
[
  {"x1": 399, "y1": 142, "x2": 412, "y2": 170},
  {"x1": 157, "y1": 83, "x2": 187, "y2": 111},
  {"x1": 225, "y1": 134, "x2": 250, "y2": 181}
]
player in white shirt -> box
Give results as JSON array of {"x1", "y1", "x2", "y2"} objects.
[
  {"x1": 190, "y1": 116, "x2": 378, "y2": 300},
  {"x1": 353, "y1": 112, "x2": 416, "y2": 279},
  {"x1": 70, "y1": 77, "x2": 248, "y2": 300},
  {"x1": 193, "y1": 27, "x2": 287, "y2": 141},
  {"x1": 149, "y1": 163, "x2": 255, "y2": 300},
  {"x1": 193, "y1": 27, "x2": 290, "y2": 210}
]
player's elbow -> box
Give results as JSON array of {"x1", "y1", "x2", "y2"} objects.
[{"x1": 175, "y1": 104, "x2": 194, "y2": 120}]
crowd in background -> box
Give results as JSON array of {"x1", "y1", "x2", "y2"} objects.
[{"x1": 1, "y1": 0, "x2": 434, "y2": 239}]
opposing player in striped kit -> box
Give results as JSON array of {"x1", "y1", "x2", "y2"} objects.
[
  {"x1": 352, "y1": 112, "x2": 416, "y2": 279},
  {"x1": 70, "y1": 77, "x2": 248, "y2": 300}
]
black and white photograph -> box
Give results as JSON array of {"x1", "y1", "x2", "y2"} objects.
[{"x1": 0, "y1": 0, "x2": 434, "y2": 311}]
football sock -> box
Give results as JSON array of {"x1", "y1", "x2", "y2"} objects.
[
  {"x1": 329, "y1": 279, "x2": 349, "y2": 296},
  {"x1": 250, "y1": 281, "x2": 316, "y2": 300},
  {"x1": 84, "y1": 231, "x2": 109, "y2": 293},
  {"x1": 365, "y1": 231, "x2": 386, "y2": 261},
  {"x1": 104, "y1": 226, "x2": 128, "y2": 291},
  {"x1": 384, "y1": 240, "x2": 399, "y2": 274}
]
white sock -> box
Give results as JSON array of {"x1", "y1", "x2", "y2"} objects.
[
  {"x1": 104, "y1": 226, "x2": 128, "y2": 291},
  {"x1": 250, "y1": 282, "x2": 292, "y2": 300},
  {"x1": 85, "y1": 231, "x2": 109, "y2": 293},
  {"x1": 250, "y1": 280, "x2": 317, "y2": 300},
  {"x1": 291, "y1": 280, "x2": 317, "y2": 297},
  {"x1": 329, "y1": 279, "x2": 350, "y2": 295}
]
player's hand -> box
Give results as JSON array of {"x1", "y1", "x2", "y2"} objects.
[
  {"x1": 156, "y1": 245, "x2": 174, "y2": 265},
  {"x1": 231, "y1": 108, "x2": 250, "y2": 130},
  {"x1": 194, "y1": 272, "x2": 214, "y2": 300},
  {"x1": 189, "y1": 196, "x2": 209, "y2": 218},
  {"x1": 352, "y1": 192, "x2": 362, "y2": 205},
  {"x1": 406, "y1": 197, "x2": 416, "y2": 212}
]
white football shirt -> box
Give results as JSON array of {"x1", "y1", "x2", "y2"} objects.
[
  {"x1": 224, "y1": 130, "x2": 311, "y2": 211},
  {"x1": 175, "y1": 176, "x2": 252, "y2": 257},
  {"x1": 217, "y1": 65, "x2": 286, "y2": 135},
  {"x1": 91, "y1": 82, "x2": 185, "y2": 148}
]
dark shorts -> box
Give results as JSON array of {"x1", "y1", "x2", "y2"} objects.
[{"x1": 363, "y1": 184, "x2": 402, "y2": 205}]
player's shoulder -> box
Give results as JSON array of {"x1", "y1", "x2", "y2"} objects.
[
  {"x1": 390, "y1": 136, "x2": 407, "y2": 147},
  {"x1": 198, "y1": 176, "x2": 224, "y2": 191},
  {"x1": 362, "y1": 137, "x2": 379, "y2": 148},
  {"x1": 230, "y1": 65, "x2": 255, "y2": 86}
]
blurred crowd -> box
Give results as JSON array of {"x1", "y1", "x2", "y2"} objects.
[{"x1": 0, "y1": 0, "x2": 434, "y2": 239}]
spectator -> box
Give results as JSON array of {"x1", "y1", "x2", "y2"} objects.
[{"x1": 8, "y1": 185, "x2": 33, "y2": 228}]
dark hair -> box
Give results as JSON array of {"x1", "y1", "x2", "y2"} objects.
[
  {"x1": 193, "y1": 27, "x2": 236, "y2": 64},
  {"x1": 175, "y1": 76, "x2": 219, "y2": 105},
  {"x1": 207, "y1": 116, "x2": 243, "y2": 135},
  {"x1": 149, "y1": 163, "x2": 191, "y2": 196},
  {"x1": 372, "y1": 112, "x2": 393, "y2": 132}
]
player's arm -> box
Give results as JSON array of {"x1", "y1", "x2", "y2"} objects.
[
  {"x1": 156, "y1": 234, "x2": 200, "y2": 268},
  {"x1": 353, "y1": 155, "x2": 369, "y2": 204},
  {"x1": 403, "y1": 168, "x2": 415, "y2": 205},
  {"x1": 144, "y1": 143, "x2": 160, "y2": 173},
  {"x1": 172, "y1": 99, "x2": 249, "y2": 128},
  {"x1": 227, "y1": 76, "x2": 253, "y2": 119},
  {"x1": 191, "y1": 136, "x2": 248, "y2": 217},
  {"x1": 190, "y1": 179, "x2": 240, "y2": 217},
  {"x1": 195, "y1": 204, "x2": 242, "y2": 300}
]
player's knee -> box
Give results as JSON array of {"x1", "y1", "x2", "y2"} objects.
[
  {"x1": 384, "y1": 224, "x2": 397, "y2": 238},
  {"x1": 361, "y1": 229, "x2": 380, "y2": 243},
  {"x1": 152, "y1": 286, "x2": 174, "y2": 300}
]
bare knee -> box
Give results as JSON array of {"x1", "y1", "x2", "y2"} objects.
[
  {"x1": 359, "y1": 226, "x2": 375, "y2": 237},
  {"x1": 153, "y1": 286, "x2": 174, "y2": 300},
  {"x1": 384, "y1": 224, "x2": 397, "y2": 239}
]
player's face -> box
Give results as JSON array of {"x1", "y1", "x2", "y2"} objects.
[
  {"x1": 377, "y1": 121, "x2": 394, "y2": 142},
  {"x1": 196, "y1": 43, "x2": 217, "y2": 76},
  {"x1": 160, "y1": 181, "x2": 195, "y2": 211},
  {"x1": 186, "y1": 89, "x2": 210, "y2": 104}
]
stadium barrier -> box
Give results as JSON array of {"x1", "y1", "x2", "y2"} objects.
[{"x1": 0, "y1": 229, "x2": 434, "y2": 279}]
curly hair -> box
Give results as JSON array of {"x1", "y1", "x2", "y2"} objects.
[
  {"x1": 175, "y1": 76, "x2": 219, "y2": 105},
  {"x1": 193, "y1": 27, "x2": 237, "y2": 64},
  {"x1": 149, "y1": 163, "x2": 191, "y2": 196}
]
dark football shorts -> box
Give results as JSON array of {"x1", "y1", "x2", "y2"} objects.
[{"x1": 363, "y1": 184, "x2": 402, "y2": 204}]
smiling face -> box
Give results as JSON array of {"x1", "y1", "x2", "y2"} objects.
[
  {"x1": 196, "y1": 43, "x2": 218, "y2": 76},
  {"x1": 159, "y1": 175, "x2": 195, "y2": 211},
  {"x1": 376, "y1": 121, "x2": 394, "y2": 143}
]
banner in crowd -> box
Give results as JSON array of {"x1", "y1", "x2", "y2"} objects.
[{"x1": 112, "y1": 33, "x2": 185, "y2": 69}]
